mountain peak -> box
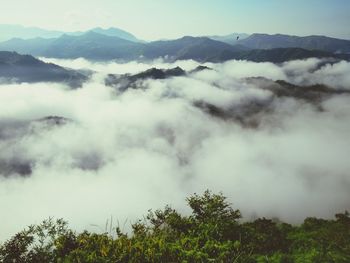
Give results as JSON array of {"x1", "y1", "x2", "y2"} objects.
[
  {"x1": 91, "y1": 27, "x2": 140, "y2": 42},
  {"x1": 58, "y1": 31, "x2": 127, "y2": 42}
]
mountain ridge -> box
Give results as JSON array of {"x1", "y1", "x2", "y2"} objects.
[
  {"x1": 237, "y1": 33, "x2": 350, "y2": 53},
  {"x1": 0, "y1": 51, "x2": 87, "y2": 86},
  {"x1": 0, "y1": 24, "x2": 142, "y2": 42},
  {"x1": 0, "y1": 32, "x2": 349, "y2": 63}
]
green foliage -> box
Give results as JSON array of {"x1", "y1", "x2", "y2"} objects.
[
  {"x1": 1, "y1": 191, "x2": 349, "y2": 262},
  {"x1": 0, "y1": 218, "x2": 70, "y2": 263}
]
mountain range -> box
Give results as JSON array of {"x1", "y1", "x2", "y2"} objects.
[
  {"x1": 237, "y1": 33, "x2": 350, "y2": 53},
  {"x1": 0, "y1": 24, "x2": 141, "y2": 42},
  {"x1": 0, "y1": 32, "x2": 349, "y2": 63},
  {"x1": 207, "y1": 33, "x2": 250, "y2": 45},
  {"x1": 0, "y1": 25, "x2": 350, "y2": 63}
]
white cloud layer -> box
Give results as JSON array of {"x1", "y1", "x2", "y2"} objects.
[{"x1": 0, "y1": 58, "x2": 350, "y2": 240}]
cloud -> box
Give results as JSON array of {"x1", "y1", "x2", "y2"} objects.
[
  {"x1": 41, "y1": 57, "x2": 201, "y2": 75},
  {"x1": 281, "y1": 58, "x2": 350, "y2": 89},
  {"x1": 0, "y1": 58, "x2": 350, "y2": 240}
]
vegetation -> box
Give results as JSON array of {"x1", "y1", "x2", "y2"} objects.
[{"x1": 1, "y1": 190, "x2": 349, "y2": 262}]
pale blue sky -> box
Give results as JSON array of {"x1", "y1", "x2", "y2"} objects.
[{"x1": 0, "y1": 0, "x2": 349, "y2": 40}]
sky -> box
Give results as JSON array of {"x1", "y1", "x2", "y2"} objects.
[{"x1": 0, "y1": 0, "x2": 349, "y2": 41}]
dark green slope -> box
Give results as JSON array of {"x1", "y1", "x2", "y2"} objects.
[{"x1": 0, "y1": 51, "x2": 87, "y2": 86}]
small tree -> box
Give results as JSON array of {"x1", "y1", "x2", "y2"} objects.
[
  {"x1": 0, "y1": 218, "x2": 70, "y2": 263},
  {"x1": 187, "y1": 190, "x2": 241, "y2": 223}
]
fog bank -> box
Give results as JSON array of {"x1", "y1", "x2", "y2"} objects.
[{"x1": 1, "y1": 58, "x2": 350, "y2": 240}]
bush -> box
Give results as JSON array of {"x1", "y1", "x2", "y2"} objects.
[{"x1": 1, "y1": 191, "x2": 349, "y2": 262}]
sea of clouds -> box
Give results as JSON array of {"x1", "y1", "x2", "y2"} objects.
[{"x1": 0, "y1": 57, "x2": 349, "y2": 240}]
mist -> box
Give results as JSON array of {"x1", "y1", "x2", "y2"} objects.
[{"x1": 1, "y1": 58, "x2": 350, "y2": 241}]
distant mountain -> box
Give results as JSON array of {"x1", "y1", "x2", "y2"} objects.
[
  {"x1": 106, "y1": 67, "x2": 186, "y2": 91},
  {"x1": 0, "y1": 32, "x2": 146, "y2": 60},
  {"x1": 0, "y1": 34, "x2": 243, "y2": 62},
  {"x1": 238, "y1": 34, "x2": 350, "y2": 53},
  {"x1": 232, "y1": 48, "x2": 349, "y2": 63},
  {"x1": 90, "y1": 27, "x2": 141, "y2": 42},
  {"x1": 0, "y1": 24, "x2": 63, "y2": 42},
  {"x1": 2, "y1": 26, "x2": 350, "y2": 54},
  {"x1": 0, "y1": 51, "x2": 87, "y2": 86},
  {"x1": 143, "y1": 36, "x2": 246, "y2": 61},
  {"x1": 0, "y1": 37, "x2": 56, "y2": 56},
  {"x1": 0, "y1": 33, "x2": 348, "y2": 63},
  {"x1": 0, "y1": 24, "x2": 142, "y2": 42},
  {"x1": 168, "y1": 46, "x2": 349, "y2": 63},
  {"x1": 41, "y1": 32, "x2": 146, "y2": 60},
  {"x1": 207, "y1": 33, "x2": 250, "y2": 45}
]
